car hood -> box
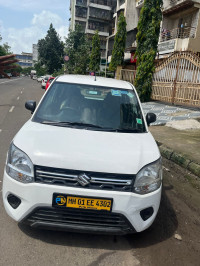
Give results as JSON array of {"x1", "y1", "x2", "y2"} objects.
[{"x1": 13, "y1": 121, "x2": 160, "y2": 174}]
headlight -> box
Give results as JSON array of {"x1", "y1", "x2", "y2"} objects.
[
  {"x1": 133, "y1": 159, "x2": 162, "y2": 194},
  {"x1": 6, "y1": 143, "x2": 34, "y2": 183}
]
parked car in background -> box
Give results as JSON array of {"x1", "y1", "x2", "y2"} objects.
[
  {"x1": 2, "y1": 75, "x2": 161, "y2": 234},
  {"x1": 37, "y1": 76, "x2": 44, "y2": 82},
  {"x1": 41, "y1": 75, "x2": 51, "y2": 89},
  {"x1": 32, "y1": 75, "x2": 37, "y2": 80},
  {"x1": 45, "y1": 77, "x2": 55, "y2": 90}
]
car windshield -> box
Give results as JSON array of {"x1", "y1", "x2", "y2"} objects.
[{"x1": 33, "y1": 82, "x2": 146, "y2": 133}]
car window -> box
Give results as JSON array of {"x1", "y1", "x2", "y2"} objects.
[{"x1": 33, "y1": 82, "x2": 146, "y2": 132}]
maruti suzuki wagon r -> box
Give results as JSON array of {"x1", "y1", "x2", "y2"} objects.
[{"x1": 3, "y1": 75, "x2": 162, "y2": 234}]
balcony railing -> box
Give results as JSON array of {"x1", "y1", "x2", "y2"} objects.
[
  {"x1": 90, "y1": 0, "x2": 114, "y2": 7},
  {"x1": 88, "y1": 24, "x2": 109, "y2": 33},
  {"x1": 160, "y1": 27, "x2": 196, "y2": 42},
  {"x1": 89, "y1": 8, "x2": 111, "y2": 20}
]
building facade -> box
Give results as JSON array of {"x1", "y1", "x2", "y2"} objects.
[
  {"x1": 158, "y1": 0, "x2": 200, "y2": 57},
  {"x1": 107, "y1": 0, "x2": 142, "y2": 69},
  {"x1": 70, "y1": 0, "x2": 200, "y2": 70},
  {"x1": 70, "y1": 0, "x2": 117, "y2": 64},
  {"x1": 32, "y1": 44, "x2": 39, "y2": 64},
  {"x1": 15, "y1": 52, "x2": 33, "y2": 68}
]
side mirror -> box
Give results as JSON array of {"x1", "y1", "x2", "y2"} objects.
[
  {"x1": 25, "y1": 101, "x2": 36, "y2": 114},
  {"x1": 146, "y1": 112, "x2": 156, "y2": 126}
]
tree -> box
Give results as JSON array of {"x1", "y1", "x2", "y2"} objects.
[
  {"x1": 109, "y1": 13, "x2": 127, "y2": 72},
  {"x1": 89, "y1": 31, "x2": 101, "y2": 73},
  {"x1": 65, "y1": 24, "x2": 90, "y2": 74},
  {"x1": 34, "y1": 62, "x2": 47, "y2": 77},
  {"x1": 21, "y1": 67, "x2": 33, "y2": 75},
  {"x1": 0, "y1": 34, "x2": 6, "y2": 56},
  {"x1": 2, "y1": 42, "x2": 12, "y2": 54},
  {"x1": 38, "y1": 24, "x2": 64, "y2": 74},
  {"x1": 134, "y1": 0, "x2": 163, "y2": 102},
  {"x1": 11, "y1": 64, "x2": 22, "y2": 76}
]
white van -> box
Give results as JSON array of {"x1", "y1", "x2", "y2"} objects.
[{"x1": 3, "y1": 75, "x2": 162, "y2": 234}]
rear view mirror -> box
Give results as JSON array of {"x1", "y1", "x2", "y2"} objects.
[
  {"x1": 25, "y1": 101, "x2": 36, "y2": 114},
  {"x1": 146, "y1": 113, "x2": 156, "y2": 126}
]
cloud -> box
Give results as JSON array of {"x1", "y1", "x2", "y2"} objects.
[
  {"x1": 31, "y1": 11, "x2": 63, "y2": 27},
  {"x1": 1, "y1": 10, "x2": 68, "y2": 53}
]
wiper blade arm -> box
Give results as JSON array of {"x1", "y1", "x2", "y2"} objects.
[
  {"x1": 66, "y1": 122, "x2": 103, "y2": 128},
  {"x1": 42, "y1": 121, "x2": 103, "y2": 129}
]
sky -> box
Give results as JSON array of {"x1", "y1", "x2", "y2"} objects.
[{"x1": 0, "y1": 0, "x2": 70, "y2": 54}]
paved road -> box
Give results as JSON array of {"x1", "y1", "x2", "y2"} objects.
[
  {"x1": 0, "y1": 78, "x2": 140, "y2": 266},
  {"x1": 142, "y1": 102, "x2": 200, "y2": 125},
  {"x1": 0, "y1": 78, "x2": 199, "y2": 266}
]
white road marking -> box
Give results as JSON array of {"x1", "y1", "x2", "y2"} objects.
[
  {"x1": 0, "y1": 129, "x2": 2, "y2": 133},
  {"x1": 17, "y1": 96, "x2": 20, "y2": 100},
  {"x1": 9, "y1": 106, "x2": 15, "y2": 112},
  {"x1": 20, "y1": 91, "x2": 23, "y2": 94}
]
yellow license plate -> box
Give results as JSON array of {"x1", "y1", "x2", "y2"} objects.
[{"x1": 53, "y1": 194, "x2": 112, "y2": 211}]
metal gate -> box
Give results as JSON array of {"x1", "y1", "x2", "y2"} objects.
[{"x1": 152, "y1": 51, "x2": 200, "y2": 106}]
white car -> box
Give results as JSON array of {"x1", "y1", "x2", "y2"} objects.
[
  {"x1": 41, "y1": 76, "x2": 50, "y2": 89},
  {"x1": 3, "y1": 75, "x2": 162, "y2": 234},
  {"x1": 32, "y1": 75, "x2": 37, "y2": 80},
  {"x1": 37, "y1": 76, "x2": 44, "y2": 82}
]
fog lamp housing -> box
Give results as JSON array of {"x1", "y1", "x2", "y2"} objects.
[{"x1": 7, "y1": 194, "x2": 21, "y2": 209}]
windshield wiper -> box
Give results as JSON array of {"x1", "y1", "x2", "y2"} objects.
[
  {"x1": 42, "y1": 121, "x2": 103, "y2": 129},
  {"x1": 41, "y1": 121, "x2": 143, "y2": 132}
]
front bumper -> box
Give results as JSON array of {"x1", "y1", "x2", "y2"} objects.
[{"x1": 3, "y1": 171, "x2": 162, "y2": 233}]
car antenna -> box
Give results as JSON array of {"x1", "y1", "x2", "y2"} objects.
[{"x1": 94, "y1": 72, "x2": 96, "y2": 81}]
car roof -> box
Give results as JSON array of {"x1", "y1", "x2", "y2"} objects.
[{"x1": 56, "y1": 75, "x2": 134, "y2": 90}]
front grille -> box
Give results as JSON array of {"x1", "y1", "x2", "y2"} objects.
[
  {"x1": 34, "y1": 165, "x2": 135, "y2": 192},
  {"x1": 24, "y1": 207, "x2": 135, "y2": 234}
]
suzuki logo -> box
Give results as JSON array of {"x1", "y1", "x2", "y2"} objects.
[{"x1": 77, "y1": 173, "x2": 91, "y2": 187}]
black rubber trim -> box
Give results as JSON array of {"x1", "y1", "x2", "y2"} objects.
[{"x1": 21, "y1": 207, "x2": 136, "y2": 235}]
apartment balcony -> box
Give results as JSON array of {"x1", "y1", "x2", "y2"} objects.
[
  {"x1": 163, "y1": 0, "x2": 200, "y2": 15},
  {"x1": 158, "y1": 26, "x2": 197, "y2": 54},
  {"x1": 76, "y1": 0, "x2": 87, "y2": 7},
  {"x1": 136, "y1": 0, "x2": 144, "y2": 8},
  {"x1": 87, "y1": 23, "x2": 109, "y2": 36},
  {"x1": 89, "y1": 0, "x2": 112, "y2": 10},
  {"x1": 89, "y1": 7, "x2": 111, "y2": 20},
  {"x1": 159, "y1": 26, "x2": 196, "y2": 42},
  {"x1": 86, "y1": 28, "x2": 109, "y2": 36},
  {"x1": 75, "y1": 6, "x2": 87, "y2": 18}
]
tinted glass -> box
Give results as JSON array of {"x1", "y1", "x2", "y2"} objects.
[{"x1": 33, "y1": 82, "x2": 146, "y2": 132}]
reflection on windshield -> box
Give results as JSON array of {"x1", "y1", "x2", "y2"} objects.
[{"x1": 33, "y1": 82, "x2": 146, "y2": 133}]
